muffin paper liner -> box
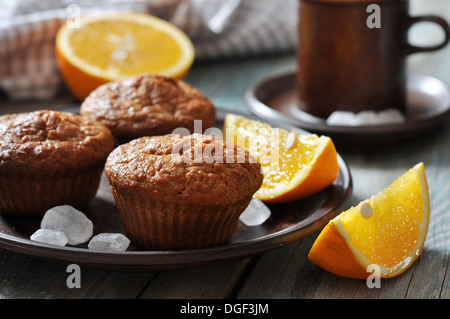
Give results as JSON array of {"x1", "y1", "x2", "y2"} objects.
[
  {"x1": 0, "y1": 170, "x2": 103, "y2": 218},
  {"x1": 109, "y1": 183, "x2": 251, "y2": 250}
]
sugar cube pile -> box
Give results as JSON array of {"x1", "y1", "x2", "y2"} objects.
[
  {"x1": 326, "y1": 108, "x2": 405, "y2": 126},
  {"x1": 30, "y1": 205, "x2": 130, "y2": 252}
]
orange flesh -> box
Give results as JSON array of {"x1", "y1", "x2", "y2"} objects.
[
  {"x1": 340, "y1": 170, "x2": 424, "y2": 269},
  {"x1": 69, "y1": 20, "x2": 182, "y2": 75},
  {"x1": 226, "y1": 122, "x2": 316, "y2": 192}
]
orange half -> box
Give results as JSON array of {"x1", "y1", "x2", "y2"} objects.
[{"x1": 55, "y1": 12, "x2": 195, "y2": 100}]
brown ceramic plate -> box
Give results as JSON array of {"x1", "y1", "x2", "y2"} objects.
[
  {"x1": 0, "y1": 109, "x2": 352, "y2": 271},
  {"x1": 246, "y1": 72, "x2": 450, "y2": 148}
]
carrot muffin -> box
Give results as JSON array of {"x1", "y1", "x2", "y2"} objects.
[
  {"x1": 0, "y1": 110, "x2": 115, "y2": 217},
  {"x1": 80, "y1": 74, "x2": 216, "y2": 143},
  {"x1": 104, "y1": 133, "x2": 263, "y2": 250}
]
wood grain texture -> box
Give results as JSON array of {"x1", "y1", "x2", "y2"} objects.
[
  {"x1": 0, "y1": 250, "x2": 154, "y2": 298},
  {"x1": 138, "y1": 260, "x2": 252, "y2": 299}
]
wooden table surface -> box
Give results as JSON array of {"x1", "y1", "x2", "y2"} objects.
[{"x1": 0, "y1": 0, "x2": 449, "y2": 302}]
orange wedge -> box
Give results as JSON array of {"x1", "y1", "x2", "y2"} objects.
[
  {"x1": 223, "y1": 114, "x2": 339, "y2": 203},
  {"x1": 308, "y1": 163, "x2": 430, "y2": 279},
  {"x1": 55, "y1": 12, "x2": 195, "y2": 100}
]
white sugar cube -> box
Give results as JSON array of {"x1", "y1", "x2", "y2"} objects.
[
  {"x1": 326, "y1": 111, "x2": 359, "y2": 126},
  {"x1": 355, "y1": 110, "x2": 378, "y2": 125},
  {"x1": 41, "y1": 205, "x2": 93, "y2": 245},
  {"x1": 88, "y1": 233, "x2": 130, "y2": 252},
  {"x1": 239, "y1": 199, "x2": 271, "y2": 226},
  {"x1": 30, "y1": 228, "x2": 68, "y2": 246},
  {"x1": 378, "y1": 108, "x2": 405, "y2": 124}
]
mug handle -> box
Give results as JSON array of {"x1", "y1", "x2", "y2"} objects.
[{"x1": 405, "y1": 15, "x2": 450, "y2": 55}]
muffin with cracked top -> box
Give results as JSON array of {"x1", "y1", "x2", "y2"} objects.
[
  {"x1": 80, "y1": 73, "x2": 216, "y2": 143},
  {"x1": 104, "y1": 133, "x2": 263, "y2": 250},
  {"x1": 0, "y1": 110, "x2": 115, "y2": 217}
]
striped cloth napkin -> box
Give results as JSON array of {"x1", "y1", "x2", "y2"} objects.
[{"x1": 0, "y1": 0, "x2": 297, "y2": 100}]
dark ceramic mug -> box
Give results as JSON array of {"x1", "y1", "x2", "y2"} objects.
[{"x1": 297, "y1": 0, "x2": 450, "y2": 119}]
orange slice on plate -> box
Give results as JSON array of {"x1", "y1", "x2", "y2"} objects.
[
  {"x1": 223, "y1": 114, "x2": 340, "y2": 203},
  {"x1": 308, "y1": 162, "x2": 430, "y2": 279},
  {"x1": 55, "y1": 12, "x2": 195, "y2": 100}
]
